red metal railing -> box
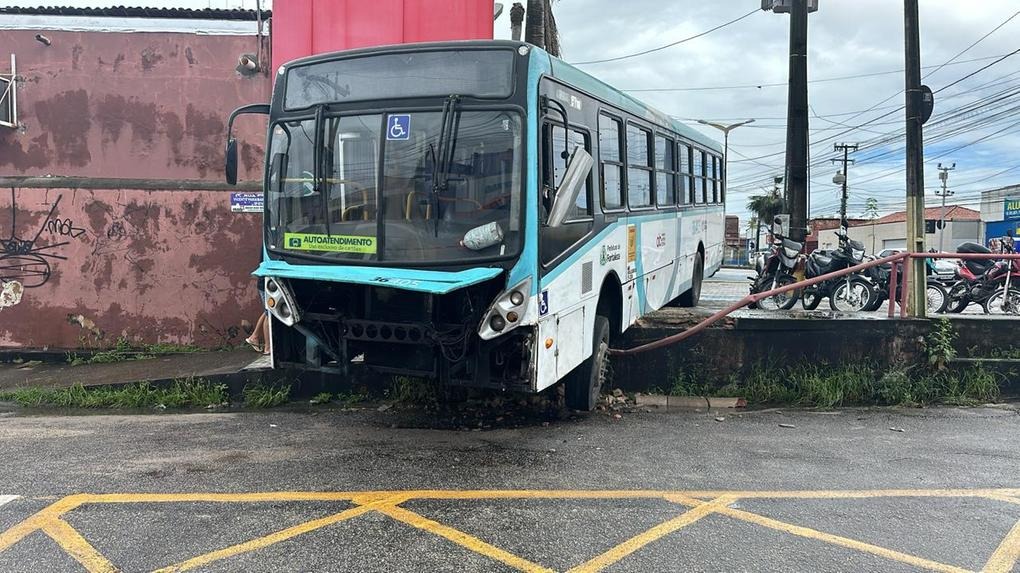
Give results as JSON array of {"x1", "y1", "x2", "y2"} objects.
[{"x1": 609, "y1": 251, "x2": 1020, "y2": 356}]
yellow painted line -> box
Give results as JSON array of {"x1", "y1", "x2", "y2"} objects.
[
  {"x1": 567, "y1": 495, "x2": 736, "y2": 573},
  {"x1": 0, "y1": 493, "x2": 89, "y2": 553},
  {"x1": 376, "y1": 503, "x2": 555, "y2": 573},
  {"x1": 153, "y1": 495, "x2": 399, "y2": 573},
  {"x1": 717, "y1": 506, "x2": 970, "y2": 573},
  {"x1": 84, "y1": 492, "x2": 358, "y2": 504},
  {"x1": 42, "y1": 519, "x2": 117, "y2": 573},
  {"x1": 982, "y1": 518, "x2": 1020, "y2": 573}
]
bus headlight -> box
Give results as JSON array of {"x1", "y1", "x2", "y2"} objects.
[
  {"x1": 478, "y1": 277, "x2": 532, "y2": 340},
  {"x1": 264, "y1": 277, "x2": 301, "y2": 326}
]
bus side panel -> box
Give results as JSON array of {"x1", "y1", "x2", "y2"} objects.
[
  {"x1": 636, "y1": 214, "x2": 678, "y2": 313},
  {"x1": 705, "y1": 206, "x2": 725, "y2": 275},
  {"x1": 535, "y1": 224, "x2": 631, "y2": 392}
]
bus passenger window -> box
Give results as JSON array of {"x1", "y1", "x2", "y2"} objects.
[
  {"x1": 678, "y1": 143, "x2": 691, "y2": 205},
  {"x1": 655, "y1": 135, "x2": 676, "y2": 207},
  {"x1": 692, "y1": 150, "x2": 704, "y2": 205},
  {"x1": 717, "y1": 155, "x2": 725, "y2": 204},
  {"x1": 711, "y1": 155, "x2": 720, "y2": 203},
  {"x1": 627, "y1": 124, "x2": 653, "y2": 208},
  {"x1": 543, "y1": 124, "x2": 591, "y2": 221},
  {"x1": 599, "y1": 114, "x2": 624, "y2": 210}
]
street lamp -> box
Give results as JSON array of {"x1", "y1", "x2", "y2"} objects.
[{"x1": 696, "y1": 118, "x2": 755, "y2": 205}]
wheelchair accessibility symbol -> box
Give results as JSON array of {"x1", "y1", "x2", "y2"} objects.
[{"x1": 387, "y1": 114, "x2": 411, "y2": 141}]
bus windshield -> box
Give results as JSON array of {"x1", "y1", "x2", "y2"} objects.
[{"x1": 266, "y1": 109, "x2": 523, "y2": 264}]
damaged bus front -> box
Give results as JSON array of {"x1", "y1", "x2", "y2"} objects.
[{"x1": 225, "y1": 42, "x2": 589, "y2": 394}]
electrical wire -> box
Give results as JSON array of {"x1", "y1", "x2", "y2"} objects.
[{"x1": 570, "y1": 8, "x2": 760, "y2": 65}]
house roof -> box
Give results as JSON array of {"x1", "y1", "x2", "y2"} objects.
[
  {"x1": 854, "y1": 205, "x2": 981, "y2": 226},
  {"x1": 0, "y1": 6, "x2": 269, "y2": 20}
]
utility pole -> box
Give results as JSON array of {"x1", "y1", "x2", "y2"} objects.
[
  {"x1": 904, "y1": 0, "x2": 927, "y2": 317},
  {"x1": 831, "y1": 143, "x2": 858, "y2": 232},
  {"x1": 936, "y1": 162, "x2": 956, "y2": 252},
  {"x1": 762, "y1": 0, "x2": 817, "y2": 242}
]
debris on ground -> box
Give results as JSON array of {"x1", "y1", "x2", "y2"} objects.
[
  {"x1": 778, "y1": 423, "x2": 796, "y2": 429},
  {"x1": 889, "y1": 427, "x2": 906, "y2": 432}
]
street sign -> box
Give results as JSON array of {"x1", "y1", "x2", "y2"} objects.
[{"x1": 1005, "y1": 198, "x2": 1020, "y2": 221}]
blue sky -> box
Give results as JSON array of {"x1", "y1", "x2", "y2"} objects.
[{"x1": 3, "y1": 0, "x2": 1017, "y2": 224}]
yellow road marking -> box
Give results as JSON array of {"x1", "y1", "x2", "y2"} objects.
[
  {"x1": 716, "y1": 505, "x2": 970, "y2": 573},
  {"x1": 567, "y1": 495, "x2": 735, "y2": 573},
  {"x1": 982, "y1": 517, "x2": 1020, "y2": 573},
  {"x1": 153, "y1": 495, "x2": 402, "y2": 573},
  {"x1": 42, "y1": 519, "x2": 117, "y2": 573},
  {"x1": 376, "y1": 503, "x2": 555, "y2": 573},
  {"x1": 2, "y1": 488, "x2": 1019, "y2": 573}
]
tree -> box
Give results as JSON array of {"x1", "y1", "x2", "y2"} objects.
[
  {"x1": 864, "y1": 197, "x2": 879, "y2": 220},
  {"x1": 746, "y1": 190, "x2": 786, "y2": 229},
  {"x1": 745, "y1": 216, "x2": 758, "y2": 239}
]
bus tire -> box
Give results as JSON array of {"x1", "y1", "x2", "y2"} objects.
[
  {"x1": 564, "y1": 315, "x2": 610, "y2": 411},
  {"x1": 677, "y1": 253, "x2": 704, "y2": 307}
]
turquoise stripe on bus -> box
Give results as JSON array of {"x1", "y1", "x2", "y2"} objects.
[
  {"x1": 506, "y1": 49, "x2": 553, "y2": 295},
  {"x1": 252, "y1": 260, "x2": 503, "y2": 295}
]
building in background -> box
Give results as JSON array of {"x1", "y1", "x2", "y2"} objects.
[
  {"x1": 0, "y1": 7, "x2": 272, "y2": 349},
  {"x1": 979, "y1": 184, "x2": 1020, "y2": 251},
  {"x1": 724, "y1": 215, "x2": 741, "y2": 264},
  {"x1": 806, "y1": 217, "x2": 866, "y2": 253},
  {"x1": 847, "y1": 205, "x2": 981, "y2": 253}
]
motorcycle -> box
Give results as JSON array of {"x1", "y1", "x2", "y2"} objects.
[
  {"x1": 944, "y1": 241, "x2": 1020, "y2": 314},
  {"x1": 748, "y1": 226, "x2": 802, "y2": 311},
  {"x1": 862, "y1": 256, "x2": 949, "y2": 313},
  {"x1": 800, "y1": 230, "x2": 874, "y2": 312}
]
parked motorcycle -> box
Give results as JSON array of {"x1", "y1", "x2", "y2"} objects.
[
  {"x1": 863, "y1": 257, "x2": 949, "y2": 313},
  {"x1": 748, "y1": 225, "x2": 801, "y2": 311},
  {"x1": 944, "y1": 241, "x2": 1020, "y2": 314},
  {"x1": 800, "y1": 230, "x2": 874, "y2": 312}
]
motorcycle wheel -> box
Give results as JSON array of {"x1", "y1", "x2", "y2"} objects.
[
  {"x1": 982, "y1": 286, "x2": 1020, "y2": 315},
  {"x1": 800, "y1": 288, "x2": 822, "y2": 310},
  {"x1": 862, "y1": 289, "x2": 886, "y2": 312},
  {"x1": 944, "y1": 281, "x2": 969, "y2": 313},
  {"x1": 925, "y1": 282, "x2": 948, "y2": 314},
  {"x1": 757, "y1": 274, "x2": 800, "y2": 311},
  {"x1": 829, "y1": 278, "x2": 873, "y2": 312}
]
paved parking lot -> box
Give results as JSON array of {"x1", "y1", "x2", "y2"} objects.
[{"x1": 0, "y1": 404, "x2": 1017, "y2": 572}]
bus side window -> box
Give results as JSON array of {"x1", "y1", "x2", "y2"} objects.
[
  {"x1": 692, "y1": 149, "x2": 704, "y2": 205},
  {"x1": 541, "y1": 124, "x2": 593, "y2": 266},
  {"x1": 626, "y1": 123, "x2": 653, "y2": 209},
  {"x1": 678, "y1": 143, "x2": 691, "y2": 205},
  {"x1": 655, "y1": 135, "x2": 676, "y2": 208},
  {"x1": 543, "y1": 123, "x2": 591, "y2": 221},
  {"x1": 711, "y1": 155, "x2": 720, "y2": 204},
  {"x1": 598, "y1": 113, "x2": 624, "y2": 211}
]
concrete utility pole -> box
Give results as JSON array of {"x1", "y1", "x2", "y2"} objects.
[
  {"x1": 904, "y1": 0, "x2": 927, "y2": 317},
  {"x1": 764, "y1": 0, "x2": 815, "y2": 243},
  {"x1": 697, "y1": 118, "x2": 755, "y2": 202},
  {"x1": 831, "y1": 143, "x2": 858, "y2": 232},
  {"x1": 936, "y1": 162, "x2": 956, "y2": 252}
]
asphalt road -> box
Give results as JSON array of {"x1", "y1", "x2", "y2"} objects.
[{"x1": 0, "y1": 403, "x2": 1018, "y2": 572}]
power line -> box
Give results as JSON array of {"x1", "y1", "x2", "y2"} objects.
[
  {"x1": 570, "y1": 8, "x2": 759, "y2": 65},
  {"x1": 625, "y1": 54, "x2": 1010, "y2": 93}
]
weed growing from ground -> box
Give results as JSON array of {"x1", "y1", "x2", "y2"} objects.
[
  {"x1": 242, "y1": 383, "x2": 291, "y2": 408},
  {"x1": 924, "y1": 318, "x2": 957, "y2": 370},
  {"x1": 310, "y1": 392, "x2": 333, "y2": 405}
]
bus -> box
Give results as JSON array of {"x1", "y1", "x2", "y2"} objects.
[{"x1": 225, "y1": 40, "x2": 725, "y2": 410}]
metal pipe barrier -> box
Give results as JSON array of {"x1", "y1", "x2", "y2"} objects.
[{"x1": 609, "y1": 251, "x2": 1020, "y2": 356}]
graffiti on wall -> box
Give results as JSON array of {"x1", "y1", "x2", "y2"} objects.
[{"x1": 0, "y1": 190, "x2": 88, "y2": 308}]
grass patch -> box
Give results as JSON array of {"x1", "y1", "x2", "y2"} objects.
[
  {"x1": 242, "y1": 383, "x2": 291, "y2": 408},
  {"x1": 719, "y1": 361, "x2": 1002, "y2": 407},
  {"x1": 0, "y1": 377, "x2": 227, "y2": 409},
  {"x1": 310, "y1": 392, "x2": 333, "y2": 405},
  {"x1": 387, "y1": 376, "x2": 439, "y2": 407},
  {"x1": 67, "y1": 337, "x2": 202, "y2": 366}
]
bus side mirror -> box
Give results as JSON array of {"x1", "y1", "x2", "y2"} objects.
[
  {"x1": 225, "y1": 137, "x2": 238, "y2": 185},
  {"x1": 547, "y1": 146, "x2": 593, "y2": 228}
]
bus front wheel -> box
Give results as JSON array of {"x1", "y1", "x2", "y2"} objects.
[{"x1": 564, "y1": 315, "x2": 610, "y2": 411}]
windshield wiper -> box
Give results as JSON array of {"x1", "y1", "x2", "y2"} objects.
[
  {"x1": 312, "y1": 104, "x2": 329, "y2": 236},
  {"x1": 432, "y1": 95, "x2": 460, "y2": 237}
]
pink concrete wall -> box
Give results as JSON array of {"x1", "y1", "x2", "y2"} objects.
[
  {"x1": 0, "y1": 28, "x2": 272, "y2": 349},
  {"x1": 0, "y1": 29, "x2": 270, "y2": 180},
  {"x1": 0, "y1": 187, "x2": 262, "y2": 348}
]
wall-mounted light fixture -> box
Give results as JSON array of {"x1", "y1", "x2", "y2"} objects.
[
  {"x1": 34, "y1": 34, "x2": 51, "y2": 46},
  {"x1": 236, "y1": 53, "x2": 259, "y2": 76}
]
